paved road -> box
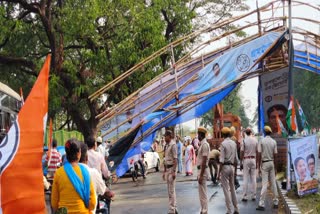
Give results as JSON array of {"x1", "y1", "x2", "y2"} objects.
[{"x1": 110, "y1": 167, "x2": 285, "y2": 214}]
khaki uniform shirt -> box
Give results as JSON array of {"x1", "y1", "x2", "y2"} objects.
[
  {"x1": 219, "y1": 138, "x2": 237, "y2": 164},
  {"x1": 197, "y1": 139, "x2": 210, "y2": 166},
  {"x1": 258, "y1": 136, "x2": 277, "y2": 161},
  {"x1": 240, "y1": 136, "x2": 258, "y2": 157},
  {"x1": 164, "y1": 140, "x2": 177, "y2": 165}
]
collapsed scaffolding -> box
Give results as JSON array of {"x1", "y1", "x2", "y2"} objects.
[{"x1": 87, "y1": 0, "x2": 320, "y2": 176}]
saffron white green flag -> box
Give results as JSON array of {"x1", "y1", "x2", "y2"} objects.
[
  {"x1": 274, "y1": 107, "x2": 288, "y2": 136},
  {"x1": 296, "y1": 100, "x2": 310, "y2": 133},
  {"x1": 277, "y1": 117, "x2": 288, "y2": 137},
  {"x1": 286, "y1": 96, "x2": 297, "y2": 134}
]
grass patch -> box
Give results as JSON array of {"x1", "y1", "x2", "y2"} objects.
[{"x1": 287, "y1": 189, "x2": 320, "y2": 214}]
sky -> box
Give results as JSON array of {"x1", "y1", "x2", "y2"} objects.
[{"x1": 183, "y1": 0, "x2": 319, "y2": 132}]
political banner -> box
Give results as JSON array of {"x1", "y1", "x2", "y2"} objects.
[
  {"x1": 260, "y1": 67, "x2": 289, "y2": 135},
  {"x1": 289, "y1": 135, "x2": 318, "y2": 196}
]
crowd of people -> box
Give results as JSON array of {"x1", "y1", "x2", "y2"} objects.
[
  {"x1": 43, "y1": 124, "x2": 281, "y2": 214},
  {"x1": 161, "y1": 125, "x2": 279, "y2": 214},
  {"x1": 43, "y1": 137, "x2": 114, "y2": 214}
]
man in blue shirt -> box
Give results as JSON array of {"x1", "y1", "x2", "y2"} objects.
[{"x1": 176, "y1": 136, "x2": 183, "y2": 173}]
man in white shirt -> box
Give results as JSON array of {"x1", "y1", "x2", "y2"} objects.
[
  {"x1": 79, "y1": 142, "x2": 114, "y2": 213},
  {"x1": 86, "y1": 136, "x2": 110, "y2": 179},
  {"x1": 97, "y1": 137, "x2": 109, "y2": 161},
  {"x1": 240, "y1": 127, "x2": 258, "y2": 201}
]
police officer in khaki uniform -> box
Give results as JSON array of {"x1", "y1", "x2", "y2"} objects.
[
  {"x1": 240, "y1": 127, "x2": 258, "y2": 201},
  {"x1": 218, "y1": 127, "x2": 239, "y2": 214},
  {"x1": 209, "y1": 149, "x2": 220, "y2": 185},
  {"x1": 162, "y1": 130, "x2": 178, "y2": 214},
  {"x1": 197, "y1": 127, "x2": 210, "y2": 214},
  {"x1": 256, "y1": 126, "x2": 279, "y2": 211},
  {"x1": 230, "y1": 126, "x2": 240, "y2": 190}
]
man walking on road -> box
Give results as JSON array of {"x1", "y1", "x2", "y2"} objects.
[
  {"x1": 176, "y1": 136, "x2": 183, "y2": 174},
  {"x1": 256, "y1": 126, "x2": 279, "y2": 211},
  {"x1": 197, "y1": 127, "x2": 210, "y2": 214},
  {"x1": 240, "y1": 127, "x2": 258, "y2": 201},
  {"x1": 163, "y1": 130, "x2": 178, "y2": 214},
  {"x1": 230, "y1": 126, "x2": 240, "y2": 190},
  {"x1": 218, "y1": 127, "x2": 239, "y2": 214}
]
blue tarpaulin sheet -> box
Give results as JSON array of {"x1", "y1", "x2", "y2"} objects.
[{"x1": 113, "y1": 31, "x2": 287, "y2": 176}]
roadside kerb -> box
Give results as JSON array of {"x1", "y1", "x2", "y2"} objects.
[{"x1": 277, "y1": 181, "x2": 302, "y2": 214}]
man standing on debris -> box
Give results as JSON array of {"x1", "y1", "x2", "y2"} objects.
[
  {"x1": 256, "y1": 126, "x2": 279, "y2": 211},
  {"x1": 197, "y1": 127, "x2": 210, "y2": 214},
  {"x1": 163, "y1": 130, "x2": 178, "y2": 214},
  {"x1": 240, "y1": 127, "x2": 258, "y2": 201},
  {"x1": 218, "y1": 127, "x2": 239, "y2": 214}
]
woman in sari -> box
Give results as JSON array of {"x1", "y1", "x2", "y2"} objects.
[
  {"x1": 51, "y1": 138, "x2": 96, "y2": 214},
  {"x1": 184, "y1": 136, "x2": 195, "y2": 176}
]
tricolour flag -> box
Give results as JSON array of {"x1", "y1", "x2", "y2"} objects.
[
  {"x1": 296, "y1": 99, "x2": 310, "y2": 133},
  {"x1": 274, "y1": 108, "x2": 288, "y2": 137},
  {"x1": 0, "y1": 55, "x2": 50, "y2": 214},
  {"x1": 286, "y1": 96, "x2": 297, "y2": 135}
]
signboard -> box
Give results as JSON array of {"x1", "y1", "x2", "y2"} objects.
[
  {"x1": 289, "y1": 135, "x2": 318, "y2": 196},
  {"x1": 260, "y1": 67, "x2": 289, "y2": 134}
]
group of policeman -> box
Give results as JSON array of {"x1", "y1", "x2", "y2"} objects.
[{"x1": 162, "y1": 125, "x2": 278, "y2": 214}]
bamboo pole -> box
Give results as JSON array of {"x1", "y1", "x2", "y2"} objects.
[
  {"x1": 97, "y1": 21, "x2": 285, "y2": 123},
  {"x1": 98, "y1": 30, "x2": 267, "y2": 129},
  {"x1": 98, "y1": 20, "x2": 287, "y2": 123},
  {"x1": 97, "y1": 30, "x2": 263, "y2": 122},
  {"x1": 101, "y1": 36, "x2": 285, "y2": 138},
  {"x1": 98, "y1": 27, "x2": 286, "y2": 133},
  {"x1": 257, "y1": 0, "x2": 262, "y2": 36},
  {"x1": 89, "y1": 0, "x2": 282, "y2": 101},
  {"x1": 98, "y1": 2, "x2": 315, "y2": 139},
  {"x1": 92, "y1": 0, "x2": 318, "y2": 103}
]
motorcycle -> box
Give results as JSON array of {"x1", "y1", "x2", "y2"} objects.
[
  {"x1": 130, "y1": 159, "x2": 147, "y2": 182},
  {"x1": 96, "y1": 193, "x2": 112, "y2": 214}
]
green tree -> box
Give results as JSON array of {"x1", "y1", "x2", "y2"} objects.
[
  {"x1": 293, "y1": 68, "x2": 320, "y2": 129},
  {"x1": 200, "y1": 84, "x2": 250, "y2": 128},
  {"x1": 0, "y1": 0, "x2": 248, "y2": 141},
  {"x1": 222, "y1": 84, "x2": 250, "y2": 128},
  {"x1": 200, "y1": 109, "x2": 214, "y2": 128}
]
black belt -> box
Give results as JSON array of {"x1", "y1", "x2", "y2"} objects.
[
  {"x1": 166, "y1": 164, "x2": 173, "y2": 168},
  {"x1": 197, "y1": 166, "x2": 208, "y2": 170},
  {"x1": 223, "y1": 162, "x2": 234, "y2": 165},
  {"x1": 262, "y1": 160, "x2": 273, "y2": 163}
]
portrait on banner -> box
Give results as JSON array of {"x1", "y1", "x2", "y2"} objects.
[{"x1": 289, "y1": 135, "x2": 318, "y2": 196}]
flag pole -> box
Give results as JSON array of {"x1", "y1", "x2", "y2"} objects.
[
  {"x1": 286, "y1": 0, "x2": 296, "y2": 192},
  {"x1": 288, "y1": 0, "x2": 294, "y2": 101}
]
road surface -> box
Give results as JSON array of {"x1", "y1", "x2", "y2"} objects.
[{"x1": 110, "y1": 167, "x2": 285, "y2": 214}]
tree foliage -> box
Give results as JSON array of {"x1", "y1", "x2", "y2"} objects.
[
  {"x1": 0, "y1": 0, "x2": 248, "y2": 140},
  {"x1": 200, "y1": 84, "x2": 250, "y2": 128},
  {"x1": 293, "y1": 68, "x2": 320, "y2": 129}
]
